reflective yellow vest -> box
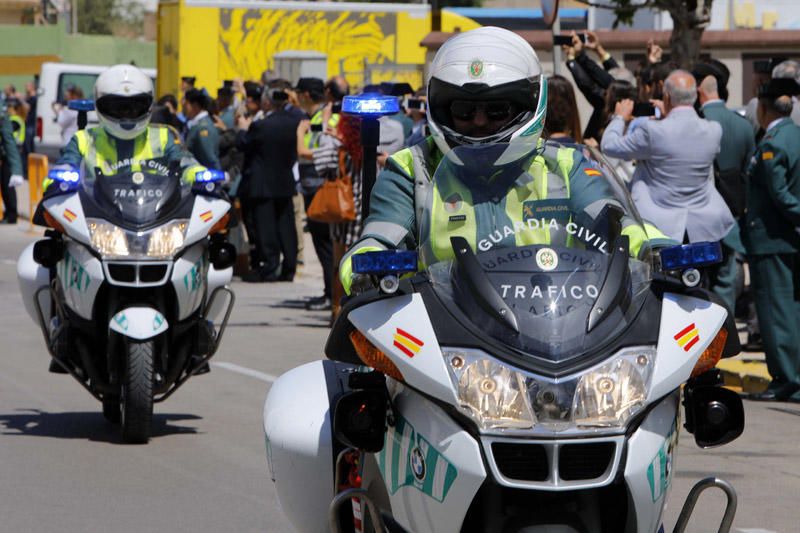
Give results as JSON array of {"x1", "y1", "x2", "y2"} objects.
[
  {"x1": 75, "y1": 126, "x2": 169, "y2": 175},
  {"x1": 10, "y1": 115, "x2": 24, "y2": 146}
]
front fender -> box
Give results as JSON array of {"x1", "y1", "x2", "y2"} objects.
[{"x1": 109, "y1": 307, "x2": 169, "y2": 340}]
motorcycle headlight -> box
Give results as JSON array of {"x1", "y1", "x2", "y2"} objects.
[
  {"x1": 444, "y1": 347, "x2": 655, "y2": 433},
  {"x1": 456, "y1": 358, "x2": 535, "y2": 430},
  {"x1": 146, "y1": 221, "x2": 187, "y2": 258},
  {"x1": 88, "y1": 220, "x2": 129, "y2": 257}
]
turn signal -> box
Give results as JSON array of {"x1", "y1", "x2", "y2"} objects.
[
  {"x1": 691, "y1": 328, "x2": 727, "y2": 378},
  {"x1": 209, "y1": 213, "x2": 230, "y2": 235},
  {"x1": 349, "y1": 330, "x2": 404, "y2": 381},
  {"x1": 43, "y1": 211, "x2": 65, "y2": 233}
]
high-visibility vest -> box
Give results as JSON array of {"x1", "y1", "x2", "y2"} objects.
[
  {"x1": 303, "y1": 108, "x2": 340, "y2": 150},
  {"x1": 10, "y1": 115, "x2": 25, "y2": 146},
  {"x1": 75, "y1": 126, "x2": 170, "y2": 175}
]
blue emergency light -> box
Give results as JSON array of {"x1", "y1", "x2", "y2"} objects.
[
  {"x1": 194, "y1": 169, "x2": 226, "y2": 183},
  {"x1": 48, "y1": 167, "x2": 81, "y2": 183},
  {"x1": 68, "y1": 99, "x2": 96, "y2": 112},
  {"x1": 342, "y1": 93, "x2": 400, "y2": 118},
  {"x1": 659, "y1": 241, "x2": 723, "y2": 270},
  {"x1": 352, "y1": 250, "x2": 418, "y2": 275}
]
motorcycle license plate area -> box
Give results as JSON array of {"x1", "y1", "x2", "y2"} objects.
[{"x1": 479, "y1": 245, "x2": 607, "y2": 318}]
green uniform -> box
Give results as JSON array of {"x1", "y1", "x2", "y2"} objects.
[
  {"x1": 340, "y1": 137, "x2": 672, "y2": 294},
  {"x1": 0, "y1": 112, "x2": 23, "y2": 175},
  {"x1": 743, "y1": 117, "x2": 800, "y2": 400},
  {"x1": 48, "y1": 124, "x2": 206, "y2": 190},
  {"x1": 185, "y1": 113, "x2": 221, "y2": 170},
  {"x1": 702, "y1": 100, "x2": 756, "y2": 313}
]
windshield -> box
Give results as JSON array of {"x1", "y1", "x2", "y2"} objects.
[
  {"x1": 419, "y1": 143, "x2": 653, "y2": 364},
  {"x1": 79, "y1": 169, "x2": 191, "y2": 228}
]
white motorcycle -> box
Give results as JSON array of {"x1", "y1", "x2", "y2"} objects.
[
  {"x1": 18, "y1": 164, "x2": 235, "y2": 443},
  {"x1": 264, "y1": 144, "x2": 744, "y2": 532}
]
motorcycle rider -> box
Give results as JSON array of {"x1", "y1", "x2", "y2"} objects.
[
  {"x1": 340, "y1": 27, "x2": 671, "y2": 294},
  {"x1": 44, "y1": 64, "x2": 207, "y2": 191}
]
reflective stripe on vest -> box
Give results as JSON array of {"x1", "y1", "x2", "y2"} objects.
[
  {"x1": 421, "y1": 145, "x2": 577, "y2": 265},
  {"x1": 76, "y1": 126, "x2": 168, "y2": 175}
]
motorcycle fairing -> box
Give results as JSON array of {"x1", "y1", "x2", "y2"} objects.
[
  {"x1": 624, "y1": 391, "x2": 680, "y2": 533},
  {"x1": 648, "y1": 293, "x2": 727, "y2": 402},
  {"x1": 171, "y1": 244, "x2": 207, "y2": 321},
  {"x1": 109, "y1": 306, "x2": 169, "y2": 340},
  {"x1": 42, "y1": 192, "x2": 91, "y2": 244},
  {"x1": 348, "y1": 293, "x2": 459, "y2": 405},
  {"x1": 184, "y1": 195, "x2": 230, "y2": 247},
  {"x1": 376, "y1": 384, "x2": 486, "y2": 533},
  {"x1": 58, "y1": 241, "x2": 104, "y2": 320}
]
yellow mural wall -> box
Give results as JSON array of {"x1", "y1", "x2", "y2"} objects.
[{"x1": 158, "y1": 1, "x2": 481, "y2": 97}]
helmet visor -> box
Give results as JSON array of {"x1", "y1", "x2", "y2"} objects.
[{"x1": 96, "y1": 94, "x2": 153, "y2": 121}]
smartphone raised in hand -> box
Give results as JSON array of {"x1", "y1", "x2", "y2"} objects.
[
  {"x1": 633, "y1": 102, "x2": 656, "y2": 117},
  {"x1": 553, "y1": 33, "x2": 585, "y2": 47}
]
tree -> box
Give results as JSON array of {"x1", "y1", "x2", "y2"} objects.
[
  {"x1": 76, "y1": 0, "x2": 146, "y2": 37},
  {"x1": 575, "y1": 0, "x2": 713, "y2": 69}
]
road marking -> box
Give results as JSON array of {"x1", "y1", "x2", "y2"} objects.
[
  {"x1": 211, "y1": 361, "x2": 277, "y2": 383},
  {"x1": 737, "y1": 529, "x2": 779, "y2": 533}
]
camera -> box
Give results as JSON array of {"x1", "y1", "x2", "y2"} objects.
[{"x1": 553, "y1": 33, "x2": 585, "y2": 46}]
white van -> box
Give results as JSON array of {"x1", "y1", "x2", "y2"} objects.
[{"x1": 35, "y1": 63, "x2": 157, "y2": 160}]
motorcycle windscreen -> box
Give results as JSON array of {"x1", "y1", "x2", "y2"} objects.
[
  {"x1": 418, "y1": 143, "x2": 654, "y2": 364},
  {"x1": 88, "y1": 170, "x2": 184, "y2": 226}
]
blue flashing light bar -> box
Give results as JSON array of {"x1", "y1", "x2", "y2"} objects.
[
  {"x1": 659, "y1": 241, "x2": 723, "y2": 270},
  {"x1": 195, "y1": 169, "x2": 226, "y2": 183},
  {"x1": 342, "y1": 93, "x2": 400, "y2": 117},
  {"x1": 48, "y1": 168, "x2": 81, "y2": 183},
  {"x1": 352, "y1": 250, "x2": 418, "y2": 275},
  {"x1": 68, "y1": 99, "x2": 96, "y2": 112}
]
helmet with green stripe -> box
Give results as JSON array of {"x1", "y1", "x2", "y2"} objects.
[{"x1": 427, "y1": 27, "x2": 547, "y2": 165}]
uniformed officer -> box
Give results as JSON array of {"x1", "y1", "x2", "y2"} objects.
[
  {"x1": 182, "y1": 88, "x2": 221, "y2": 170},
  {"x1": 695, "y1": 64, "x2": 756, "y2": 315},
  {"x1": 0, "y1": 102, "x2": 24, "y2": 224},
  {"x1": 48, "y1": 64, "x2": 206, "y2": 190},
  {"x1": 339, "y1": 27, "x2": 671, "y2": 295},
  {"x1": 296, "y1": 77, "x2": 340, "y2": 311},
  {"x1": 744, "y1": 77, "x2": 800, "y2": 403}
]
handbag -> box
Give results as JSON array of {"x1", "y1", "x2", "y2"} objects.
[{"x1": 307, "y1": 149, "x2": 356, "y2": 223}]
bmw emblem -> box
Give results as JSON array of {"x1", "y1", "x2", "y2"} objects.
[
  {"x1": 411, "y1": 447, "x2": 426, "y2": 481},
  {"x1": 205, "y1": 183, "x2": 215, "y2": 192},
  {"x1": 132, "y1": 172, "x2": 145, "y2": 185}
]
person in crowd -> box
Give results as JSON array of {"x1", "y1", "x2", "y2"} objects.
[
  {"x1": 338, "y1": 27, "x2": 671, "y2": 296},
  {"x1": 295, "y1": 77, "x2": 338, "y2": 311},
  {"x1": 0, "y1": 103, "x2": 24, "y2": 224},
  {"x1": 237, "y1": 87, "x2": 302, "y2": 282},
  {"x1": 543, "y1": 74, "x2": 582, "y2": 144},
  {"x1": 183, "y1": 88, "x2": 221, "y2": 170},
  {"x1": 24, "y1": 81, "x2": 37, "y2": 165},
  {"x1": 150, "y1": 94, "x2": 185, "y2": 137},
  {"x1": 54, "y1": 84, "x2": 83, "y2": 145},
  {"x1": 695, "y1": 63, "x2": 755, "y2": 316},
  {"x1": 404, "y1": 89, "x2": 428, "y2": 147},
  {"x1": 217, "y1": 86, "x2": 236, "y2": 129},
  {"x1": 744, "y1": 58, "x2": 784, "y2": 134},
  {"x1": 243, "y1": 83, "x2": 264, "y2": 121},
  {"x1": 743, "y1": 77, "x2": 800, "y2": 403},
  {"x1": 601, "y1": 70, "x2": 734, "y2": 247},
  {"x1": 767, "y1": 60, "x2": 800, "y2": 127}
]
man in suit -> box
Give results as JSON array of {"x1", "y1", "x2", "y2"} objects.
[
  {"x1": 744, "y1": 77, "x2": 800, "y2": 403},
  {"x1": 237, "y1": 88, "x2": 302, "y2": 282},
  {"x1": 696, "y1": 64, "x2": 756, "y2": 315},
  {"x1": 183, "y1": 88, "x2": 221, "y2": 170},
  {"x1": 601, "y1": 69, "x2": 734, "y2": 245}
]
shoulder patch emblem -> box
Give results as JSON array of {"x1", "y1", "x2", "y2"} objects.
[
  {"x1": 762, "y1": 151, "x2": 774, "y2": 160},
  {"x1": 200, "y1": 129, "x2": 209, "y2": 137},
  {"x1": 584, "y1": 168, "x2": 602, "y2": 177}
]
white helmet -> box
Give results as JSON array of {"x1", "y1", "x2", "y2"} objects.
[
  {"x1": 426, "y1": 27, "x2": 547, "y2": 161},
  {"x1": 94, "y1": 64, "x2": 154, "y2": 140}
]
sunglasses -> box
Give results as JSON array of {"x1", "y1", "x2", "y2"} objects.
[{"x1": 450, "y1": 100, "x2": 515, "y2": 121}]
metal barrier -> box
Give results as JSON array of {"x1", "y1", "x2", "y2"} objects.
[{"x1": 27, "y1": 153, "x2": 48, "y2": 227}]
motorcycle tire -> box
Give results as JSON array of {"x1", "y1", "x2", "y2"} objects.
[
  {"x1": 121, "y1": 340, "x2": 154, "y2": 444},
  {"x1": 102, "y1": 393, "x2": 121, "y2": 424}
]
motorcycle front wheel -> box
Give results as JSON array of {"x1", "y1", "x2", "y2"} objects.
[{"x1": 121, "y1": 340, "x2": 154, "y2": 444}]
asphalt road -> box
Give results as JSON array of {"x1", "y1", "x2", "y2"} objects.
[{"x1": 0, "y1": 222, "x2": 797, "y2": 533}]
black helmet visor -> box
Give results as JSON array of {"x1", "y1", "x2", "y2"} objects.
[{"x1": 96, "y1": 94, "x2": 153, "y2": 121}]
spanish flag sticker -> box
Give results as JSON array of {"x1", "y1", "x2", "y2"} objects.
[
  {"x1": 63, "y1": 209, "x2": 77, "y2": 222},
  {"x1": 199, "y1": 210, "x2": 213, "y2": 222},
  {"x1": 762, "y1": 151, "x2": 774, "y2": 160},
  {"x1": 674, "y1": 323, "x2": 700, "y2": 352},
  {"x1": 393, "y1": 328, "x2": 424, "y2": 358},
  {"x1": 584, "y1": 168, "x2": 602, "y2": 177}
]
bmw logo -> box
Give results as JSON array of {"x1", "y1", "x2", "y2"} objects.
[{"x1": 411, "y1": 447, "x2": 426, "y2": 481}]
